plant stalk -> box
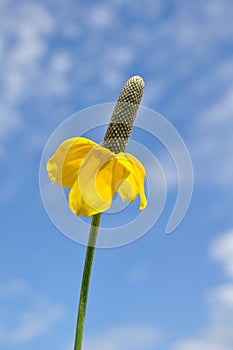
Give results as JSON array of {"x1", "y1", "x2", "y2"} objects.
[{"x1": 74, "y1": 213, "x2": 102, "y2": 350}]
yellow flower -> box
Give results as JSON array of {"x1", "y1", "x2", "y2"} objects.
[{"x1": 46, "y1": 137, "x2": 147, "y2": 217}]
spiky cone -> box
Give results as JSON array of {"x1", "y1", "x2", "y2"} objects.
[{"x1": 103, "y1": 75, "x2": 145, "y2": 153}]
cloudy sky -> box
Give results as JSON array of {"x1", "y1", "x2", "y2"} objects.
[{"x1": 0, "y1": 0, "x2": 233, "y2": 349}]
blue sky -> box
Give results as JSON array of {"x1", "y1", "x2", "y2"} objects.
[{"x1": 0, "y1": 0, "x2": 233, "y2": 349}]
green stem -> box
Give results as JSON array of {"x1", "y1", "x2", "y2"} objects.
[{"x1": 74, "y1": 213, "x2": 102, "y2": 350}]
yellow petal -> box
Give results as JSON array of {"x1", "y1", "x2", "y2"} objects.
[
  {"x1": 47, "y1": 137, "x2": 147, "y2": 216},
  {"x1": 69, "y1": 178, "x2": 102, "y2": 217},
  {"x1": 117, "y1": 153, "x2": 147, "y2": 210},
  {"x1": 46, "y1": 137, "x2": 98, "y2": 188},
  {"x1": 70, "y1": 147, "x2": 131, "y2": 216}
]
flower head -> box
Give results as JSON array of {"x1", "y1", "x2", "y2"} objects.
[
  {"x1": 46, "y1": 76, "x2": 147, "y2": 217},
  {"x1": 46, "y1": 137, "x2": 147, "y2": 217}
]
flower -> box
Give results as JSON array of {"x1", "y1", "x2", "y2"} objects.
[{"x1": 46, "y1": 137, "x2": 147, "y2": 217}]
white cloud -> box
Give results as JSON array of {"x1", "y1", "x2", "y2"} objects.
[
  {"x1": 174, "y1": 339, "x2": 229, "y2": 350},
  {"x1": 207, "y1": 284, "x2": 233, "y2": 308},
  {"x1": 1, "y1": 0, "x2": 55, "y2": 103},
  {"x1": 0, "y1": 304, "x2": 65, "y2": 345},
  {"x1": 0, "y1": 278, "x2": 66, "y2": 346},
  {"x1": 0, "y1": 0, "x2": 72, "y2": 156},
  {"x1": 0, "y1": 0, "x2": 232, "y2": 197},
  {"x1": 210, "y1": 229, "x2": 233, "y2": 278},
  {"x1": 43, "y1": 51, "x2": 73, "y2": 96},
  {"x1": 90, "y1": 5, "x2": 113, "y2": 29},
  {"x1": 198, "y1": 88, "x2": 233, "y2": 130},
  {"x1": 0, "y1": 106, "x2": 22, "y2": 140},
  {"x1": 172, "y1": 284, "x2": 233, "y2": 350},
  {"x1": 126, "y1": 264, "x2": 148, "y2": 284},
  {"x1": 50, "y1": 52, "x2": 72, "y2": 73},
  {"x1": 173, "y1": 230, "x2": 233, "y2": 350},
  {"x1": 83, "y1": 324, "x2": 161, "y2": 350},
  {"x1": 189, "y1": 78, "x2": 233, "y2": 188},
  {"x1": 0, "y1": 2, "x2": 53, "y2": 151},
  {"x1": 0, "y1": 279, "x2": 28, "y2": 298}
]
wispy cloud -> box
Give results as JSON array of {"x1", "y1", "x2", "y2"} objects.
[
  {"x1": 0, "y1": 278, "x2": 66, "y2": 346},
  {"x1": 172, "y1": 229, "x2": 233, "y2": 350},
  {"x1": 0, "y1": 304, "x2": 65, "y2": 345},
  {"x1": 210, "y1": 229, "x2": 233, "y2": 278},
  {"x1": 192, "y1": 96, "x2": 233, "y2": 188},
  {"x1": 0, "y1": 278, "x2": 28, "y2": 298},
  {"x1": 0, "y1": 0, "x2": 232, "y2": 193},
  {"x1": 0, "y1": 0, "x2": 73, "y2": 157},
  {"x1": 208, "y1": 283, "x2": 233, "y2": 308},
  {"x1": 126, "y1": 264, "x2": 149, "y2": 284},
  {"x1": 83, "y1": 324, "x2": 161, "y2": 350}
]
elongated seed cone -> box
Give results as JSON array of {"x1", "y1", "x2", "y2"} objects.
[{"x1": 103, "y1": 76, "x2": 145, "y2": 153}]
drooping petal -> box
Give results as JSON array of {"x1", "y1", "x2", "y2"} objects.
[
  {"x1": 117, "y1": 153, "x2": 147, "y2": 210},
  {"x1": 69, "y1": 147, "x2": 131, "y2": 217},
  {"x1": 47, "y1": 137, "x2": 147, "y2": 217},
  {"x1": 69, "y1": 178, "x2": 102, "y2": 217},
  {"x1": 46, "y1": 137, "x2": 98, "y2": 188},
  {"x1": 125, "y1": 153, "x2": 147, "y2": 210}
]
